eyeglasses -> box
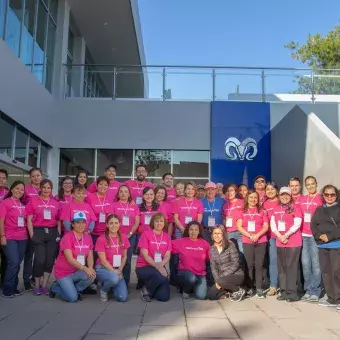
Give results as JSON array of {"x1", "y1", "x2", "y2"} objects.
[{"x1": 323, "y1": 193, "x2": 336, "y2": 198}]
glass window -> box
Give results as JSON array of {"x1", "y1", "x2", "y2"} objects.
[
  {"x1": 6, "y1": 0, "x2": 23, "y2": 56},
  {"x1": 14, "y1": 126, "x2": 28, "y2": 164},
  {"x1": 40, "y1": 143, "x2": 48, "y2": 172},
  {"x1": 20, "y1": 0, "x2": 35, "y2": 66},
  {"x1": 28, "y1": 134, "x2": 38, "y2": 167},
  {"x1": 0, "y1": 114, "x2": 14, "y2": 157},
  {"x1": 97, "y1": 150, "x2": 133, "y2": 177},
  {"x1": 45, "y1": 17, "x2": 55, "y2": 91},
  {"x1": 173, "y1": 151, "x2": 209, "y2": 178},
  {"x1": 48, "y1": 0, "x2": 58, "y2": 21},
  {"x1": 134, "y1": 150, "x2": 171, "y2": 177},
  {"x1": 0, "y1": 0, "x2": 7, "y2": 38},
  {"x1": 59, "y1": 149, "x2": 95, "y2": 176}
]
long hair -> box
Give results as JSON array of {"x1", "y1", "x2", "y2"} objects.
[
  {"x1": 243, "y1": 189, "x2": 261, "y2": 213},
  {"x1": 264, "y1": 181, "x2": 278, "y2": 201},
  {"x1": 115, "y1": 184, "x2": 133, "y2": 203},
  {"x1": 40, "y1": 179, "x2": 53, "y2": 191},
  {"x1": 139, "y1": 186, "x2": 159, "y2": 212},
  {"x1": 58, "y1": 176, "x2": 73, "y2": 202},
  {"x1": 105, "y1": 214, "x2": 122, "y2": 248},
  {"x1": 182, "y1": 221, "x2": 205, "y2": 239},
  {"x1": 211, "y1": 225, "x2": 230, "y2": 252},
  {"x1": 154, "y1": 185, "x2": 168, "y2": 202},
  {"x1": 74, "y1": 170, "x2": 88, "y2": 188},
  {"x1": 4, "y1": 181, "x2": 25, "y2": 204}
]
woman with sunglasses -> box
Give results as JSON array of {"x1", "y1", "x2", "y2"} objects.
[
  {"x1": 254, "y1": 176, "x2": 266, "y2": 206},
  {"x1": 270, "y1": 187, "x2": 302, "y2": 302},
  {"x1": 311, "y1": 185, "x2": 340, "y2": 308}
]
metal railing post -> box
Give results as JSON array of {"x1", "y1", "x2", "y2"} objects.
[
  {"x1": 162, "y1": 67, "x2": 166, "y2": 101},
  {"x1": 311, "y1": 70, "x2": 315, "y2": 104},
  {"x1": 112, "y1": 66, "x2": 117, "y2": 100},
  {"x1": 212, "y1": 68, "x2": 216, "y2": 101},
  {"x1": 261, "y1": 70, "x2": 266, "y2": 102}
]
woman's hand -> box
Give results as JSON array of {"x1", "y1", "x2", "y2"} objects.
[
  {"x1": 251, "y1": 234, "x2": 260, "y2": 242},
  {"x1": 215, "y1": 283, "x2": 221, "y2": 290},
  {"x1": 158, "y1": 266, "x2": 168, "y2": 277},
  {"x1": 83, "y1": 267, "x2": 96, "y2": 280},
  {"x1": 320, "y1": 234, "x2": 328, "y2": 243},
  {"x1": 279, "y1": 235, "x2": 288, "y2": 244},
  {"x1": 0, "y1": 236, "x2": 6, "y2": 246}
]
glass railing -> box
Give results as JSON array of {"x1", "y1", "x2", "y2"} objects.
[{"x1": 63, "y1": 64, "x2": 340, "y2": 102}]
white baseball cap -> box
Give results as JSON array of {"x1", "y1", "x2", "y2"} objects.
[
  {"x1": 279, "y1": 187, "x2": 291, "y2": 195},
  {"x1": 72, "y1": 211, "x2": 87, "y2": 222}
]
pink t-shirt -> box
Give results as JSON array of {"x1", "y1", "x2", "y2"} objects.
[
  {"x1": 124, "y1": 180, "x2": 155, "y2": 202},
  {"x1": 166, "y1": 187, "x2": 177, "y2": 202},
  {"x1": 0, "y1": 188, "x2": 9, "y2": 201},
  {"x1": 271, "y1": 204, "x2": 303, "y2": 247},
  {"x1": 236, "y1": 208, "x2": 269, "y2": 244},
  {"x1": 55, "y1": 194, "x2": 72, "y2": 204},
  {"x1": 173, "y1": 197, "x2": 204, "y2": 227},
  {"x1": 172, "y1": 237, "x2": 210, "y2": 276},
  {"x1": 292, "y1": 194, "x2": 302, "y2": 205},
  {"x1": 54, "y1": 231, "x2": 93, "y2": 279},
  {"x1": 299, "y1": 194, "x2": 323, "y2": 235},
  {"x1": 136, "y1": 229, "x2": 172, "y2": 268},
  {"x1": 86, "y1": 193, "x2": 114, "y2": 235},
  {"x1": 95, "y1": 233, "x2": 130, "y2": 266},
  {"x1": 26, "y1": 196, "x2": 60, "y2": 227},
  {"x1": 222, "y1": 199, "x2": 243, "y2": 232},
  {"x1": 159, "y1": 201, "x2": 174, "y2": 223},
  {"x1": 137, "y1": 204, "x2": 170, "y2": 234},
  {"x1": 257, "y1": 191, "x2": 267, "y2": 206},
  {"x1": 262, "y1": 199, "x2": 280, "y2": 238},
  {"x1": 88, "y1": 180, "x2": 121, "y2": 203},
  {"x1": 112, "y1": 201, "x2": 140, "y2": 234},
  {"x1": 0, "y1": 198, "x2": 27, "y2": 240},
  {"x1": 60, "y1": 200, "x2": 97, "y2": 232}
]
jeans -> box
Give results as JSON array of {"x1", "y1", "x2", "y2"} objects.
[
  {"x1": 136, "y1": 265, "x2": 170, "y2": 302},
  {"x1": 302, "y1": 236, "x2": 321, "y2": 297},
  {"x1": 269, "y1": 238, "x2": 278, "y2": 288},
  {"x1": 95, "y1": 265, "x2": 128, "y2": 302},
  {"x1": 227, "y1": 231, "x2": 243, "y2": 254},
  {"x1": 178, "y1": 270, "x2": 207, "y2": 300},
  {"x1": 175, "y1": 228, "x2": 183, "y2": 239},
  {"x1": 51, "y1": 270, "x2": 94, "y2": 303},
  {"x1": 124, "y1": 234, "x2": 137, "y2": 285},
  {"x1": 2, "y1": 240, "x2": 27, "y2": 295}
]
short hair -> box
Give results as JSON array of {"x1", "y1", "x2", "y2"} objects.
[
  {"x1": 182, "y1": 221, "x2": 205, "y2": 238},
  {"x1": 0, "y1": 169, "x2": 8, "y2": 178},
  {"x1": 96, "y1": 176, "x2": 110, "y2": 186},
  {"x1": 105, "y1": 164, "x2": 117, "y2": 171},
  {"x1": 29, "y1": 167, "x2": 42, "y2": 176},
  {"x1": 162, "y1": 172, "x2": 173, "y2": 180},
  {"x1": 116, "y1": 184, "x2": 132, "y2": 203},
  {"x1": 211, "y1": 225, "x2": 230, "y2": 252},
  {"x1": 40, "y1": 179, "x2": 53, "y2": 190},
  {"x1": 149, "y1": 212, "x2": 168, "y2": 229},
  {"x1": 254, "y1": 175, "x2": 266, "y2": 182},
  {"x1": 185, "y1": 181, "x2": 197, "y2": 192},
  {"x1": 265, "y1": 181, "x2": 278, "y2": 191},
  {"x1": 305, "y1": 176, "x2": 317, "y2": 185},
  {"x1": 321, "y1": 184, "x2": 339, "y2": 203},
  {"x1": 222, "y1": 183, "x2": 238, "y2": 195},
  {"x1": 135, "y1": 164, "x2": 147, "y2": 172},
  {"x1": 289, "y1": 177, "x2": 301, "y2": 185},
  {"x1": 154, "y1": 185, "x2": 168, "y2": 202},
  {"x1": 71, "y1": 184, "x2": 86, "y2": 194}
]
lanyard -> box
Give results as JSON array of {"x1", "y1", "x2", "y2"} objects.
[
  {"x1": 279, "y1": 206, "x2": 285, "y2": 220},
  {"x1": 31, "y1": 185, "x2": 40, "y2": 196},
  {"x1": 11, "y1": 198, "x2": 25, "y2": 214},
  {"x1": 109, "y1": 235, "x2": 120, "y2": 254},
  {"x1": 207, "y1": 199, "x2": 215, "y2": 216},
  {"x1": 119, "y1": 201, "x2": 130, "y2": 215},
  {"x1": 294, "y1": 194, "x2": 301, "y2": 204},
  {"x1": 306, "y1": 194, "x2": 317, "y2": 211},
  {"x1": 226, "y1": 200, "x2": 237, "y2": 216},
  {"x1": 97, "y1": 194, "x2": 106, "y2": 211},
  {"x1": 247, "y1": 208, "x2": 257, "y2": 220},
  {"x1": 39, "y1": 196, "x2": 50, "y2": 208},
  {"x1": 74, "y1": 232, "x2": 84, "y2": 253},
  {"x1": 185, "y1": 198, "x2": 194, "y2": 215},
  {"x1": 135, "y1": 181, "x2": 145, "y2": 196},
  {"x1": 153, "y1": 231, "x2": 164, "y2": 251}
]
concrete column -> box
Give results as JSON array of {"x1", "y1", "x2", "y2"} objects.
[
  {"x1": 71, "y1": 36, "x2": 86, "y2": 97},
  {"x1": 47, "y1": 147, "x2": 60, "y2": 194},
  {"x1": 51, "y1": 0, "x2": 70, "y2": 99}
]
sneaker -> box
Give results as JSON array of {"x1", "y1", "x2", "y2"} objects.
[
  {"x1": 277, "y1": 295, "x2": 286, "y2": 301},
  {"x1": 246, "y1": 288, "x2": 254, "y2": 297},
  {"x1": 182, "y1": 292, "x2": 190, "y2": 299},
  {"x1": 141, "y1": 290, "x2": 151, "y2": 302},
  {"x1": 301, "y1": 293, "x2": 311, "y2": 301},
  {"x1": 13, "y1": 290, "x2": 23, "y2": 296},
  {"x1": 336, "y1": 305, "x2": 340, "y2": 310},
  {"x1": 319, "y1": 294, "x2": 328, "y2": 302},
  {"x1": 309, "y1": 295, "x2": 319, "y2": 302},
  {"x1": 231, "y1": 288, "x2": 245, "y2": 302},
  {"x1": 33, "y1": 288, "x2": 41, "y2": 296},
  {"x1": 267, "y1": 287, "x2": 277, "y2": 296},
  {"x1": 286, "y1": 296, "x2": 299, "y2": 302},
  {"x1": 24, "y1": 281, "x2": 33, "y2": 292},
  {"x1": 1, "y1": 292, "x2": 14, "y2": 298},
  {"x1": 40, "y1": 287, "x2": 49, "y2": 295},
  {"x1": 318, "y1": 299, "x2": 336, "y2": 307},
  {"x1": 256, "y1": 290, "x2": 266, "y2": 299},
  {"x1": 100, "y1": 290, "x2": 108, "y2": 302}
]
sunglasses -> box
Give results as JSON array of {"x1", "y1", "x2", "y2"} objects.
[
  {"x1": 255, "y1": 180, "x2": 265, "y2": 183},
  {"x1": 323, "y1": 193, "x2": 336, "y2": 198}
]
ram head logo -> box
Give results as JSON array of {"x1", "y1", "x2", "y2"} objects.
[{"x1": 225, "y1": 137, "x2": 258, "y2": 161}]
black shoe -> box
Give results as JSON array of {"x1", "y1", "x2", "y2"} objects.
[
  {"x1": 24, "y1": 281, "x2": 33, "y2": 292},
  {"x1": 77, "y1": 294, "x2": 82, "y2": 301},
  {"x1": 286, "y1": 297, "x2": 299, "y2": 302},
  {"x1": 13, "y1": 290, "x2": 23, "y2": 296},
  {"x1": 81, "y1": 286, "x2": 96, "y2": 295},
  {"x1": 136, "y1": 280, "x2": 143, "y2": 290},
  {"x1": 277, "y1": 295, "x2": 286, "y2": 301}
]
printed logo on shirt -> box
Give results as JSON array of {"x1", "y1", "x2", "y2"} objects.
[
  {"x1": 72, "y1": 209, "x2": 90, "y2": 214},
  {"x1": 150, "y1": 240, "x2": 168, "y2": 246},
  {"x1": 37, "y1": 204, "x2": 57, "y2": 209},
  {"x1": 93, "y1": 203, "x2": 111, "y2": 208},
  {"x1": 180, "y1": 206, "x2": 199, "y2": 211},
  {"x1": 185, "y1": 246, "x2": 204, "y2": 251},
  {"x1": 75, "y1": 244, "x2": 90, "y2": 249},
  {"x1": 204, "y1": 208, "x2": 221, "y2": 213}
]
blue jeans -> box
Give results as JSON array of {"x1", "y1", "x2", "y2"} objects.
[
  {"x1": 51, "y1": 270, "x2": 94, "y2": 302},
  {"x1": 228, "y1": 231, "x2": 243, "y2": 253},
  {"x1": 302, "y1": 236, "x2": 321, "y2": 297},
  {"x1": 2, "y1": 239, "x2": 27, "y2": 295},
  {"x1": 124, "y1": 234, "x2": 137, "y2": 285},
  {"x1": 178, "y1": 270, "x2": 207, "y2": 300},
  {"x1": 269, "y1": 238, "x2": 278, "y2": 288},
  {"x1": 175, "y1": 228, "x2": 183, "y2": 239},
  {"x1": 95, "y1": 265, "x2": 128, "y2": 302}
]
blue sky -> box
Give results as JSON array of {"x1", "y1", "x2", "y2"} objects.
[{"x1": 138, "y1": 0, "x2": 340, "y2": 99}]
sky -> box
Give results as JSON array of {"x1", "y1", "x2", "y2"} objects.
[{"x1": 138, "y1": 0, "x2": 340, "y2": 99}]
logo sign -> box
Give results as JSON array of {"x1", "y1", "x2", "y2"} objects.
[{"x1": 225, "y1": 137, "x2": 258, "y2": 161}]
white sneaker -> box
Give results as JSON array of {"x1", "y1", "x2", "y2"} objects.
[
  {"x1": 182, "y1": 292, "x2": 190, "y2": 299},
  {"x1": 100, "y1": 290, "x2": 108, "y2": 302}
]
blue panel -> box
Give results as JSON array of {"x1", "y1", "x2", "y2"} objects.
[{"x1": 211, "y1": 101, "x2": 271, "y2": 186}]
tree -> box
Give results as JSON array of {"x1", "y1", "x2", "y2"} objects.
[{"x1": 285, "y1": 25, "x2": 340, "y2": 94}]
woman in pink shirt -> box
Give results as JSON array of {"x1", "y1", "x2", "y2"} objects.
[
  {"x1": 262, "y1": 181, "x2": 280, "y2": 296},
  {"x1": 24, "y1": 167, "x2": 43, "y2": 203},
  {"x1": 238, "y1": 184, "x2": 249, "y2": 200},
  {"x1": 55, "y1": 176, "x2": 73, "y2": 203},
  {"x1": 112, "y1": 184, "x2": 140, "y2": 286},
  {"x1": 237, "y1": 189, "x2": 269, "y2": 298},
  {"x1": 74, "y1": 170, "x2": 88, "y2": 195},
  {"x1": 26, "y1": 179, "x2": 61, "y2": 295},
  {"x1": 95, "y1": 214, "x2": 129, "y2": 302},
  {"x1": 174, "y1": 182, "x2": 203, "y2": 239},
  {"x1": 136, "y1": 212, "x2": 171, "y2": 302},
  {"x1": 270, "y1": 187, "x2": 302, "y2": 302},
  {"x1": 50, "y1": 211, "x2": 96, "y2": 302},
  {"x1": 154, "y1": 185, "x2": 174, "y2": 236},
  {"x1": 0, "y1": 181, "x2": 27, "y2": 298},
  {"x1": 172, "y1": 221, "x2": 210, "y2": 300},
  {"x1": 175, "y1": 182, "x2": 185, "y2": 200}
]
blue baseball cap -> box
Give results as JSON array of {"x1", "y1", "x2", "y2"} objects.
[{"x1": 72, "y1": 211, "x2": 87, "y2": 222}]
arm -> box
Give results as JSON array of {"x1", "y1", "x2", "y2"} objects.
[
  {"x1": 64, "y1": 249, "x2": 96, "y2": 279},
  {"x1": 237, "y1": 218, "x2": 251, "y2": 239},
  {"x1": 27, "y1": 215, "x2": 34, "y2": 239},
  {"x1": 130, "y1": 215, "x2": 140, "y2": 235},
  {"x1": 87, "y1": 221, "x2": 95, "y2": 233},
  {"x1": 98, "y1": 251, "x2": 116, "y2": 271},
  {"x1": 253, "y1": 221, "x2": 269, "y2": 242},
  {"x1": 311, "y1": 209, "x2": 322, "y2": 241},
  {"x1": 197, "y1": 213, "x2": 203, "y2": 223},
  {"x1": 161, "y1": 250, "x2": 171, "y2": 266},
  {"x1": 63, "y1": 220, "x2": 71, "y2": 232},
  {"x1": 57, "y1": 220, "x2": 61, "y2": 235},
  {"x1": 87, "y1": 250, "x2": 95, "y2": 269},
  {"x1": 140, "y1": 248, "x2": 158, "y2": 267},
  {"x1": 270, "y1": 215, "x2": 287, "y2": 244},
  {"x1": 285, "y1": 217, "x2": 302, "y2": 238},
  {"x1": 209, "y1": 248, "x2": 219, "y2": 282},
  {"x1": 174, "y1": 214, "x2": 185, "y2": 232},
  {"x1": 167, "y1": 222, "x2": 174, "y2": 238},
  {"x1": 0, "y1": 217, "x2": 6, "y2": 246}
]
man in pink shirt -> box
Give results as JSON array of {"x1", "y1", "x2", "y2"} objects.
[
  {"x1": 254, "y1": 175, "x2": 266, "y2": 206},
  {"x1": 289, "y1": 177, "x2": 302, "y2": 205},
  {"x1": 162, "y1": 172, "x2": 177, "y2": 202}
]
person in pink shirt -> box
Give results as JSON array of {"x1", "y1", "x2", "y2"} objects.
[
  {"x1": 254, "y1": 175, "x2": 267, "y2": 206},
  {"x1": 112, "y1": 184, "x2": 140, "y2": 286},
  {"x1": 95, "y1": 214, "x2": 129, "y2": 302},
  {"x1": 270, "y1": 187, "x2": 303, "y2": 302},
  {"x1": 124, "y1": 165, "x2": 154, "y2": 204},
  {"x1": 154, "y1": 185, "x2": 174, "y2": 236},
  {"x1": 173, "y1": 182, "x2": 203, "y2": 239},
  {"x1": 175, "y1": 182, "x2": 185, "y2": 200},
  {"x1": 289, "y1": 177, "x2": 302, "y2": 205},
  {"x1": 26, "y1": 179, "x2": 61, "y2": 296},
  {"x1": 0, "y1": 181, "x2": 27, "y2": 297},
  {"x1": 60, "y1": 185, "x2": 96, "y2": 234},
  {"x1": 162, "y1": 172, "x2": 177, "y2": 202},
  {"x1": 49, "y1": 211, "x2": 96, "y2": 302},
  {"x1": 55, "y1": 176, "x2": 73, "y2": 203},
  {"x1": 237, "y1": 189, "x2": 269, "y2": 298},
  {"x1": 0, "y1": 169, "x2": 9, "y2": 201},
  {"x1": 172, "y1": 221, "x2": 210, "y2": 300},
  {"x1": 300, "y1": 176, "x2": 323, "y2": 302},
  {"x1": 237, "y1": 184, "x2": 248, "y2": 200},
  {"x1": 136, "y1": 212, "x2": 172, "y2": 302},
  {"x1": 74, "y1": 170, "x2": 89, "y2": 196},
  {"x1": 88, "y1": 164, "x2": 121, "y2": 203}
]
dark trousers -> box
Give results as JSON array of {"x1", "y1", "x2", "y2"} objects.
[
  {"x1": 32, "y1": 227, "x2": 58, "y2": 277},
  {"x1": 124, "y1": 234, "x2": 137, "y2": 285},
  {"x1": 277, "y1": 246, "x2": 301, "y2": 299},
  {"x1": 23, "y1": 239, "x2": 34, "y2": 283},
  {"x1": 2, "y1": 240, "x2": 27, "y2": 295},
  {"x1": 208, "y1": 274, "x2": 244, "y2": 300},
  {"x1": 318, "y1": 248, "x2": 340, "y2": 304},
  {"x1": 136, "y1": 266, "x2": 170, "y2": 302},
  {"x1": 0, "y1": 245, "x2": 6, "y2": 284},
  {"x1": 243, "y1": 242, "x2": 267, "y2": 290}
]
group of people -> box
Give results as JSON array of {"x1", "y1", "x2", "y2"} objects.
[{"x1": 0, "y1": 165, "x2": 339, "y2": 309}]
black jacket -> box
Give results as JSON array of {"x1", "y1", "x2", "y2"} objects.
[{"x1": 311, "y1": 204, "x2": 340, "y2": 244}]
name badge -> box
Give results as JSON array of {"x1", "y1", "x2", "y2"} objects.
[
  {"x1": 136, "y1": 196, "x2": 143, "y2": 205},
  {"x1": 226, "y1": 217, "x2": 233, "y2": 228},
  {"x1": 208, "y1": 216, "x2": 215, "y2": 227},
  {"x1": 113, "y1": 254, "x2": 122, "y2": 268},
  {"x1": 145, "y1": 214, "x2": 152, "y2": 225},
  {"x1": 185, "y1": 215, "x2": 192, "y2": 225},
  {"x1": 154, "y1": 251, "x2": 162, "y2": 263},
  {"x1": 77, "y1": 253, "x2": 85, "y2": 266},
  {"x1": 122, "y1": 215, "x2": 130, "y2": 226},
  {"x1": 247, "y1": 220, "x2": 256, "y2": 232},
  {"x1": 99, "y1": 212, "x2": 106, "y2": 223},
  {"x1": 304, "y1": 212, "x2": 311, "y2": 223},
  {"x1": 278, "y1": 220, "x2": 286, "y2": 232},
  {"x1": 18, "y1": 216, "x2": 25, "y2": 227},
  {"x1": 44, "y1": 209, "x2": 52, "y2": 220}
]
